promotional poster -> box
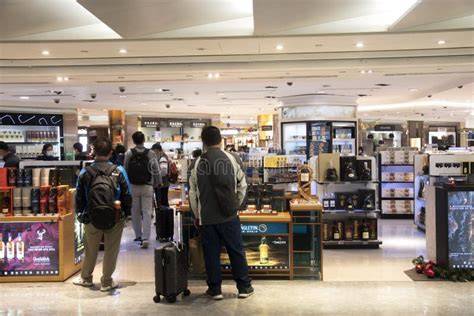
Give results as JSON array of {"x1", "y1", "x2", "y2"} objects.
[
  {"x1": 447, "y1": 191, "x2": 474, "y2": 269},
  {"x1": 221, "y1": 223, "x2": 290, "y2": 271},
  {"x1": 0, "y1": 221, "x2": 60, "y2": 276},
  {"x1": 74, "y1": 217, "x2": 85, "y2": 264}
]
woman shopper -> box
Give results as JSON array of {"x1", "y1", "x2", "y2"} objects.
[
  {"x1": 36, "y1": 143, "x2": 58, "y2": 160},
  {"x1": 151, "y1": 143, "x2": 170, "y2": 207}
]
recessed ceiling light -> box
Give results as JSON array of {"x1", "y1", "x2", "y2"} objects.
[
  {"x1": 218, "y1": 93, "x2": 225, "y2": 96},
  {"x1": 42, "y1": 50, "x2": 50, "y2": 56},
  {"x1": 56, "y1": 77, "x2": 63, "y2": 81},
  {"x1": 119, "y1": 49, "x2": 127, "y2": 54},
  {"x1": 208, "y1": 73, "x2": 214, "y2": 79},
  {"x1": 259, "y1": 108, "x2": 264, "y2": 110},
  {"x1": 19, "y1": 96, "x2": 30, "y2": 100},
  {"x1": 356, "y1": 42, "x2": 364, "y2": 48},
  {"x1": 316, "y1": 91, "x2": 325, "y2": 94},
  {"x1": 225, "y1": 101, "x2": 231, "y2": 104},
  {"x1": 276, "y1": 44, "x2": 284, "y2": 51},
  {"x1": 314, "y1": 44, "x2": 323, "y2": 47},
  {"x1": 214, "y1": 73, "x2": 220, "y2": 78},
  {"x1": 63, "y1": 77, "x2": 69, "y2": 81},
  {"x1": 80, "y1": 50, "x2": 89, "y2": 53},
  {"x1": 367, "y1": 70, "x2": 373, "y2": 74},
  {"x1": 450, "y1": 113, "x2": 454, "y2": 116},
  {"x1": 156, "y1": 88, "x2": 163, "y2": 92},
  {"x1": 196, "y1": 48, "x2": 206, "y2": 51},
  {"x1": 117, "y1": 76, "x2": 125, "y2": 79},
  {"x1": 141, "y1": 103, "x2": 147, "y2": 106},
  {"x1": 322, "y1": 85, "x2": 331, "y2": 88},
  {"x1": 360, "y1": 70, "x2": 366, "y2": 74},
  {"x1": 437, "y1": 40, "x2": 446, "y2": 45},
  {"x1": 409, "y1": 88, "x2": 418, "y2": 92},
  {"x1": 119, "y1": 95, "x2": 127, "y2": 98}
]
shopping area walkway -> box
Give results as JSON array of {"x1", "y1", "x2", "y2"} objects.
[{"x1": 1, "y1": 220, "x2": 472, "y2": 315}]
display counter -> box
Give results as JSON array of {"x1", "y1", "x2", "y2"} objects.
[
  {"x1": 0, "y1": 213, "x2": 82, "y2": 282},
  {"x1": 179, "y1": 203, "x2": 323, "y2": 280}
]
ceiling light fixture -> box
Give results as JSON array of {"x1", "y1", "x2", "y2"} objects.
[
  {"x1": 356, "y1": 42, "x2": 364, "y2": 48},
  {"x1": 316, "y1": 91, "x2": 325, "y2": 94},
  {"x1": 63, "y1": 77, "x2": 69, "y2": 81},
  {"x1": 57, "y1": 77, "x2": 63, "y2": 81},
  {"x1": 214, "y1": 73, "x2": 220, "y2": 78},
  {"x1": 42, "y1": 50, "x2": 50, "y2": 56},
  {"x1": 119, "y1": 95, "x2": 127, "y2": 98},
  {"x1": 208, "y1": 73, "x2": 214, "y2": 79},
  {"x1": 156, "y1": 88, "x2": 163, "y2": 92},
  {"x1": 437, "y1": 40, "x2": 446, "y2": 45},
  {"x1": 19, "y1": 96, "x2": 30, "y2": 100},
  {"x1": 360, "y1": 70, "x2": 366, "y2": 74},
  {"x1": 367, "y1": 70, "x2": 373, "y2": 74},
  {"x1": 207, "y1": 73, "x2": 220, "y2": 79},
  {"x1": 409, "y1": 88, "x2": 418, "y2": 92},
  {"x1": 119, "y1": 49, "x2": 127, "y2": 54},
  {"x1": 276, "y1": 44, "x2": 284, "y2": 51}
]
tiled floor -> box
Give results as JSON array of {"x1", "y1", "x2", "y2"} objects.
[{"x1": 1, "y1": 219, "x2": 472, "y2": 315}]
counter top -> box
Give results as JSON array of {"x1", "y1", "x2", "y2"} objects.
[
  {"x1": 178, "y1": 205, "x2": 291, "y2": 223},
  {"x1": 0, "y1": 214, "x2": 71, "y2": 222}
]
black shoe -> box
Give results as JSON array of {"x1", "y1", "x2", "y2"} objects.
[
  {"x1": 238, "y1": 286, "x2": 254, "y2": 299},
  {"x1": 205, "y1": 288, "x2": 223, "y2": 300},
  {"x1": 134, "y1": 237, "x2": 142, "y2": 244}
]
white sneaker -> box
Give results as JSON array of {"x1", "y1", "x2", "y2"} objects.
[
  {"x1": 73, "y1": 277, "x2": 93, "y2": 287},
  {"x1": 141, "y1": 239, "x2": 149, "y2": 249},
  {"x1": 100, "y1": 281, "x2": 119, "y2": 292}
]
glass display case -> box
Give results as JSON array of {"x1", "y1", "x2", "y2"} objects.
[{"x1": 282, "y1": 123, "x2": 307, "y2": 155}]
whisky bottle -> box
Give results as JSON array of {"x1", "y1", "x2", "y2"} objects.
[
  {"x1": 300, "y1": 164, "x2": 310, "y2": 183},
  {"x1": 259, "y1": 236, "x2": 269, "y2": 264},
  {"x1": 246, "y1": 185, "x2": 256, "y2": 211},
  {"x1": 360, "y1": 162, "x2": 371, "y2": 181},
  {"x1": 346, "y1": 197, "x2": 354, "y2": 211},
  {"x1": 362, "y1": 221, "x2": 370, "y2": 240},
  {"x1": 369, "y1": 220, "x2": 377, "y2": 240},
  {"x1": 0, "y1": 233, "x2": 5, "y2": 262},
  {"x1": 325, "y1": 159, "x2": 338, "y2": 181},
  {"x1": 344, "y1": 162, "x2": 357, "y2": 181},
  {"x1": 261, "y1": 185, "x2": 272, "y2": 211},
  {"x1": 363, "y1": 193, "x2": 374, "y2": 210},
  {"x1": 16, "y1": 233, "x2": 24, "y2": 261},
  {"x1": 345, "y1": 222, "x2": 353, "y2": 241},
  {"x1": 6, "y1": 233, "x2": 15, "y2": 261},
  {"x1": 332, "y1": 221, "x2": 341, "y2": 240},
  {"x1": 353, "y1": 219, "x2": 360, "y2": 240}
]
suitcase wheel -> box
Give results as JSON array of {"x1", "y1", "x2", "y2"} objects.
[
  {"x1": 166, "y1": 295, "x2": 177, "y2": 303},
  {"x1": 153, "y1": 295, "x2": 161, "y2": 303},
  {"x1": 183, "y1": 289, "x2": 191, "y2": 296}
]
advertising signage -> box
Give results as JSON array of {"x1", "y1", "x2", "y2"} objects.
[
  {"x1": 0, "y1": 221, "x2": 60, "y2": 277},
  {"x1": 140, "y1": 117, "x2": 210, "y2": 129}
]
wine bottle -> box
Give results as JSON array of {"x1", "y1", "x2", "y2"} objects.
[
  {"x1": 332, "y1": 221, "x2": 341, "y2": 240},
  {"x1": 6, "y1": 233, "x2": 14, "y2": 261},
  {"x1": 362, "y1": 221, "x2": 370, "y2": 240},
  {"x1": 259, "y1": 236, "x2": 269, "y2": 264},
  {"x1": 325, "y1": 159, "x2": 338, "y2": 181},
  {"x1": 0, "y1": 233, "x2": 5, "y2": 262},
  {"x1": 16, "y1": 233, "x2": 24, "y2": 261}
]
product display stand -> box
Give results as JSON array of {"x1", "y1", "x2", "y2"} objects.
[{"x1": 379, "y1": 148, "x2": 418, "y2": 219}]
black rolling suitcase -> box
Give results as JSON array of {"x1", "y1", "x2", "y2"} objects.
[
  {"x1": 155, "y1": 205, "x2": 174, "y2": 242},
  {"x1": 154, "y1": 211, "x2": 190, "y2": 303}
]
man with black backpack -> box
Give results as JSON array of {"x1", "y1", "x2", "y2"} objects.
[
  {"x1": 189, "y1": 126, "x2": 253, "y2": 300},
  {"x1": 124, "y1": 131, "x2": 162, "y2": 249},
  {"x1": 73, "y1": 137, "x2": 132, "y2": 291}
]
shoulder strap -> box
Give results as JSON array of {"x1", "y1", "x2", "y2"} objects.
[
  {"x1": 103, "y1": 164, "x2": 117, "y2": 176},
  {"x1": 131, "y1": 148, "x2": 138, "y2": 156},
  {"x1": 144, "y1": 148, "x2": 149, "y2": 156}
]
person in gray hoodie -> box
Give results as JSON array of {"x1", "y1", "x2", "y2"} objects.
[
  {"x1": 189, "y1": 126, "x2": 253, "y2": 300},
  {"x1": 124, "y1": 131, "x2": 162, "y2": 249}
]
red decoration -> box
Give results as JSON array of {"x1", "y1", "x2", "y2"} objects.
[
  {"x1": 425, "y1": 269, "x2": 436, "y2": 278},
  {"x1": 415, "y1": 264, "x2": 424, "y2": 274}
]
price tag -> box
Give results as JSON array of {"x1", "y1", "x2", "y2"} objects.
[
  {"x1": 362, "y1": 241, "x2": 368, "y2": 245},
  {"x1": 338, "y1": 241, "x2": 344, "y2": 245}
]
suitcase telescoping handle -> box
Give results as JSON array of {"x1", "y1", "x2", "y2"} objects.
[{"x1": 173, "y1": 209, "x2": 183, "y2": 250}]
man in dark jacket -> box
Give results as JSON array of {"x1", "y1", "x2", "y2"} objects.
[
  {"x1": 189, "y1": 126, "x2": 253, "y2": 300},
  {"x1": 73, "y1": 137, "x2": 132, "y2": 292}
]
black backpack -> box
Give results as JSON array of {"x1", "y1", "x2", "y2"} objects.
[
  {"x1": 201, "y1": 153, "x2": 240, "y2": 217},
  {"x1": 86, "y1": 165, "x2": 119, "y2": 230},
  {"x1": 128, "y1": 148, "x2": 151, "y2": 185}
]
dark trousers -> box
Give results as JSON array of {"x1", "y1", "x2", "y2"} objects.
[
  {"x1": 201, "y1": 216, "x2": 251, "y2": 291},
  {"x1": 154, "y1": 186, "x2": 169, "y2": 207}
]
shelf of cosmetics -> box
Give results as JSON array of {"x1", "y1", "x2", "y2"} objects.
[
  {"x1": 322, "y1": 219, "x2": 377, "y2": 241},
  {"x1": 0, "y1": 185, "x2": 76, "y2": 217},
  {"x1": 322, "y1": 189, "x2": 376, "y2": 212},
  {"x1": 317, "y1": 154, "x2": 375, "y2": 182},
  {"x1": 0, "y1": 167, "x2": 76, "y2": 188},
  {"x1": 0, "y1": 130, "x2": 59, "y2": 143},
  {"x1": 379, "y1": 148, "x2": 418, "y2": 165},
  {"x1": 240, "y1": 184, "x2": 287, "y2": 214}
]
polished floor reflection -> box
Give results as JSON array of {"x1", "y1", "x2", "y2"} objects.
[{"x1": 1, "y1": 219, "x2": 472, "y2": 315}]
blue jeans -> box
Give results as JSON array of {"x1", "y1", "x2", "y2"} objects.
[{"x1": 201, "y1": 216, "x2": 252, "y2": 291}]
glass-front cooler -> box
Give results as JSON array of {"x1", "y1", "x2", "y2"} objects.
[
  {"x1": 332, "y1": 122, "x2": 356, "y2": 155},
  {"x1": 282, "y1": 123, "x2": 307, "y2": 155},
  {"x1": 308, "y1": 122, "x2": 331, "y2": 158}
]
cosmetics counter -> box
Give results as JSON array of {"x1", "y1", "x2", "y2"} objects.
[
  {"x1": 0, "y1": 161, "x2": 83, "y2": 282},
  {"x1": 179, "y1": 187, "x2": 323, "y2": 280}
]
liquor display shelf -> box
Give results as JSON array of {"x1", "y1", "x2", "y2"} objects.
[
  {"x1": 380, "y1": 213, "x2": 414, "y2": 219},
  {"x1": 323, "y1": 240, "x2": 382, "y2": 248},
  {"x1": 323, "y1": 210, "x2": 378, "y2": 216},
  {"x1": 4, "y1": 141, "x2": 60, "y2": 145},
  {"x1": 381, "y1": 164, "x2": 414, "y2": 166},
  {"x1": 380, "y1": 197, "x2": 414, "y2": 200},
  {"x1": 380, "y1": 181, "x2": 414, "y2": 184},
  {"x1": 0, "y1": 214, "x2": 60, "y2": 222},
  {"x1": 317, "y1": 180, "x2": 378, "y2": 185}
]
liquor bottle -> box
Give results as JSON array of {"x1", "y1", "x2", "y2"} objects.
[
  {"x1": 17, "y1": 169, "x2": 25, "y2": 187},
  {"x1": 362, "y1": 221, "x2": 370, "y2": 240},
  {"x1": 2, "y1": 191, "x2": 11, "y2": 215},
  {"x1": 369, "y1": 220, "x2": 377, "y2": 240},
  {"x1": 345, "y1": 222, "x2": 353, "y2": 241},
  {"x1": 6, "y1": 233, "x2": 14, "y2": 261},
  {"x1": 332, "y1": 221, "x2": 341, "y2": 240},
  {"x1": 0, "y1": 233, "x2": 5, "y2": 262},
  {"x1": 261, "y1": 185, "x2": 272, "y2": 211},
  {"x1": 325, "y1": 159, "x2": 338, "y2": 181},
  {"x1": 246, "y1": 185, "x2": 256, "y2": 211},
  {"x1": 259, "y1": 236, "x2": 269, "y2": 264},
  {"x1": 353, "y1": 219, "x2": 360, "y2": 240},
  {"x1": 256, "y1": 185, "x2": 263, "y2": 211},
  {"x1": 346, "y1": 197, "x2": 354, "y2": 211},
  {"x1": 323, "y1": 223, "x2": 329, "y2": 241},
  {"x1": 40, "y1": 186, "x2": 50, "y2": 215},
  {"x1": 363, "y1": 193, "x2": 374, "y2": 210},
  {"x1": 16, "y1": 233, "x2": 24, "y2": 261},
  {"x1": 344, "y1": 162, "x2": 357, "y2": 181},
  {"x1": 299, "y1": 164, "x2": 310, "y2": 183},
  {"x1": 31, "y1": 188, "x2": 40, "y2": 215},
  {"x1": 360, "y1": 162, "x2": 371, "y2": 181},
  {"x1": 7, "y1": 168, "x2": 17, "y2": 187},
  {"x1": 48, "y1": 187, "x2": 58, "y2": 214}
]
